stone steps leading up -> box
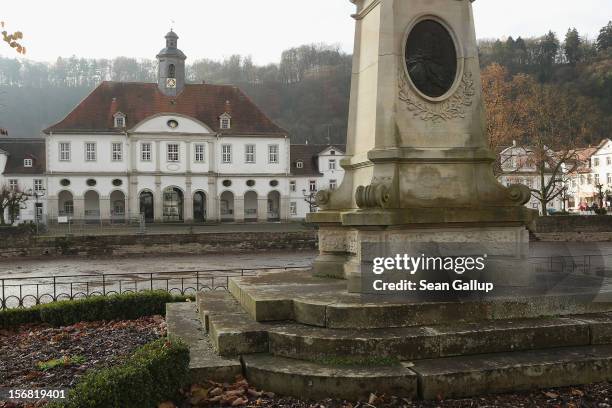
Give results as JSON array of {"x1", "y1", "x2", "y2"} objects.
[
  {"x1": 198, "y1": 290, "x2": 612, "y2": 361},
  {"x1": 166, "y1": 302, "x2": 242, "y2": 383},
  {"x1": 412, "y1": 345, "x2": 612, "y2": 399},
  {"x1": 241, "y1": 353, "x2": 418, "y2": 400},
  {"x1": 241, "y1": 345, "x2": 612, "y2": 400},
  {"x1": 228, "y1": 270, "x2": 612, "y2": 329}
]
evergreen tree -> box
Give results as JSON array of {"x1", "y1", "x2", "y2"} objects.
[
  {"x1": 597, "y1": 21, "x2": 612, "y2": 52},
  {"x1": 564, "y1": 28, "x2": 582, "y2": 65}
]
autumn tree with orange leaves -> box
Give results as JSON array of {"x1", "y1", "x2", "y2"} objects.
[
  {"x1": 482, "y1": 64, "x2": 595, "y2": 215},
  {"x1": 1, "y1": 21, "x2": 25, "y2": 54}
]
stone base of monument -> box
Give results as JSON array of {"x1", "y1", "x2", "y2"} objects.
[{"x1": 167, "y1": 270, "x2": 612, "y2": 400}]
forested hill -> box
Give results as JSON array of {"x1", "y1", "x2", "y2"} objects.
[{"x1": 0, "y1": 22, "x2": 611, "y2": 144}]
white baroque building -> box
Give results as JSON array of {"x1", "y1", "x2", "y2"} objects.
[{"x1": 0, "y1": 31, "x2": 346, "y2": 225}]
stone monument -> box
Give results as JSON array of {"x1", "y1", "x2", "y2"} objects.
[
  {"x1": 171, "y1": 0, "x2": 612, "y2": 401},
  {"x1": 308, "y1": 0, "x2": 535, "y2": 292}
]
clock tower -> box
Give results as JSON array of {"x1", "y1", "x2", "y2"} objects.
[{"x1": 157, "y1": 30, "x2": 186, "y2": 97}]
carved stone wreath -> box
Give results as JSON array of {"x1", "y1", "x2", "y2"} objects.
[{"x1": 398, "y1": 67, "x2": 476, "y2": 122}]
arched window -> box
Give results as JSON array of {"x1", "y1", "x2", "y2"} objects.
[{"x1": 168, "y1": 64, "x2": 176, "y2": 79}]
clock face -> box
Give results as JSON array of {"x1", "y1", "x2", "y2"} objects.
[{"x1": 166, "y1": 78, "x2": 177, "y2": 88}]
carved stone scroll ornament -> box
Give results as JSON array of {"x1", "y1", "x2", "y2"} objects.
[
  {"x1": 398, "y1": 67, "x2": 476, "y2": 122},
  {"x1": 507, "y1": 184, "x2": 532, "y2": 206},
  {"x1": 355, "y1": 183, "x2": 391, "y2": 209},
  {"x1": 315, "y1": 190, "x2": 331, "y2": 206}
]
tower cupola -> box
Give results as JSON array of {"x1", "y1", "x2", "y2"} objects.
[{"x1": 157, "y1": 29, "x2": 187, "y2": 96}]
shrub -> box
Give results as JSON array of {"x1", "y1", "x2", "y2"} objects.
[
  {"x1": 0, "y1": 290, "x2": 186, "y2": 329},
  {"x1": 49, "y1": 338, "x2": 189, "y2": 408},
  {"x1": 596, "y1": 208, "x2": 608, "y2": 215},
  {"x1": 0, "y1": 306, "x2": 41, "y2": 328}
]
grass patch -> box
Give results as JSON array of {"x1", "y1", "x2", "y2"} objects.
[{"x1": 37, "y1": 355, "x2": 86, "y2": 371}]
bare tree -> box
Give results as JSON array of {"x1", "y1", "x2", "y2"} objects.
[{"x1": 0, "y1": 183, "x2": 29, "y2": 225}]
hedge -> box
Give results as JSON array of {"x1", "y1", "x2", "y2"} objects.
[
  {"x1": 48, "y1": 337, "x2": 190, "y2": 408},
  {"x1": 0, "y1": 291, "x2": 193, "y2": 329}
]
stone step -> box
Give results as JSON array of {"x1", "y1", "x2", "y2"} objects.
[
  {"x1": 198, "y1": 290, "x2": 270, "y2": 356},
  {"x1": 241, "y1": 353, "x2": 418, "y2": 400},
  {"x1": 268, "y1": 316, "x2": 595, "y2": 362},
  {"x1": 165, "y1": 302, "x2": 242, "y2": 383},
  {"x1": 228, "y1": 270, "x2": 612, "y2": 329},
  {"x1": 242, "y1": 346, "x2": 612, "y2": 400},
  {"x1": 412, "y1": 345, "x2": 612, "y2": 399}
]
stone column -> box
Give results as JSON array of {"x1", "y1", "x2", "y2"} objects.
[
  {"x1": 154, "y1": 177, "x2": 163, "y2": 223},
  {"x1": 129, "y1": 178, "x2": 139, "y2": 220},
  {"x1": 207, "y1": 179, "x2": 218, "y2": 222},
  {"x1": 47, "y1": 196, "x2": 58, "y2": 220},
  {"x1": 280, "y1": 196, "x2": 290, "y2": 221},
  {"x1": 185, "y1": 141, "x2": 192, "y2": 173},
  {"x1": 73, "y1": 196, "x2": 84, "y2": 220},
  {"x1": 234, "y1": 195, "x2": 245, "y2": 223},
  {"x1": 257, "y1": 198, "x2": 268, "y2": 222},
  {"x1": 184, "y1": 178, "x2": 193, "y2": 222},
  {"x1": 155, "y1": 141, "x2": 161, "y2": 172},
  {"x1": 99, "y1": 196, "x2": 111, "y2": 223}
]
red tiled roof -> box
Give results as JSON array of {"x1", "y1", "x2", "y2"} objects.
[{"x1": 44, "y1": 82, "x2": 286, "y2": 136}]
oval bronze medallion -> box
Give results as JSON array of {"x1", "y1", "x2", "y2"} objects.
[{"x1": 405, "y1": 20, "x2": 458, "y2": 98}]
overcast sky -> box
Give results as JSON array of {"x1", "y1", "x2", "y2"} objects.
[{"x1": 1, "y1": 0, "x2": 610, "y2": 64}]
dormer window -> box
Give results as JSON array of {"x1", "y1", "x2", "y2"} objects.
[
  {"x1": 296, "y1": 160, "x2": 304, "y2": 169},
  {"x1": 220, "y1": 113, "x2": 232, "y2": 130},
  {"x1": 168, "y1": 64, "x2": 176, "y2": 79},
  {"x1": 114, "y1": 112, "x2": 126, "y2": 128},
  {"x1": 23, "y1": 158, "x2": 32, "y2": 167}
]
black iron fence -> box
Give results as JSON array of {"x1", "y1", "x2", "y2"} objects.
[{"x1": 0, "y1": 266, "x2": 309, "y2": 310}]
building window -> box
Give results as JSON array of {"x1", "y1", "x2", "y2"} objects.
[
  {"x1": 59, "y1": 142, "x2": 71, "y2": 161},
  {"x1": 595, "y1": 174, "x2": 600, "y2": 185},
  {"x1": 141, "y1": 143, "x2": 152, "y2": 161},
  {"x1": 112, "y1": 142, "x2": 123, "y2": 161},
  {"x1": 8, "y1": 179, "x2": 17, "y2": 190},
  {"x1": 330, "y1": 179, "x2": 337, "y2": 190},
  {"x1": 167, "y1": 143, "x2": 179, "y2": 162},
  {"x1": 580, "y1": 175, "x2": 585, "y2": 185},
  {"x1": 194, "y1": 144, "x2": 205, "y2": 162},
  {"x1": 587, "y1": 174, "x2": 593, "y2": 185},
  {"x1": 594, "y1": 158, "x2": 600, "y2": 167},
  {"x1": 290, "y1": 202, "x2": 297, "y2": 216},
  {"x1": 608, "y1": 157, "x2": 612, "y2": 166},
  {"x1": 309, "y1": 180, "x2": 316, "y2": 192},
  {"x1": 112, "y1": 179, "x2": 123, "y2": 187},
  {"x1": 34, "y1": 179, "x2": 43, "y2": 192},
  {"x1": 330, "y1": 150, "x2": 336, "y2": 155},
  {"x1": 268, "y1": 145, "x2": 279, "y2": 163},
  {"x1": 290, "y1": 180, "x2": 296, "y2": 192},
  {"x1": 64, "y1": 201, "x2": 74, "y2": 215},
  {"x1": 23, "y1": 159, "x2": 32, "y2": 167},
  {"x1": 222, "y1": 144, "x2": 232, "y2": 163},
  {"x1": 222, "y1": 180, "x2": 232, "y2": 187},
  {"x1": 114, "y1": 113, "x2": 126, "y2": 128},
  {"x1": 329, "y1": 159, "x2": 336, "y2": 170},
  {"x1": 85, "y1": 143, "x2": 97, "y2": 161},
  {"x1": 221, "y1": 118, "x2": 231, "y2": 129},
  {"x1": 60, "y1": 179, "x2": 70, "y2": 187},
  {"x1": 86, "y1": 179, "x2": 97, "y2": 187},
  {"x1": 168, "y1": 64, "x2": 176, "y2": 78},
  {"x1": 245, "y1": 144, "x2": 255, "y2": 163},
  {"x1": 270, "y1": 180, "x2": 279, "y2": 187},
  {"x1": 608, "y1": 174, "x2": 612, "y2": 185},
  {"x1": 296, "y1": 160, "x2": 304, "y2": 169},
  {"x1": 246, "y1": 180, "x2": 256, "y2": 187}
]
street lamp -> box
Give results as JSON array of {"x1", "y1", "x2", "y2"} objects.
[
  {"x1": 26, "y1": 187, "x2": 46, "y2": 234},
  {"x1": 302, "y1": 189, "x2": 318, "y2": 213}
]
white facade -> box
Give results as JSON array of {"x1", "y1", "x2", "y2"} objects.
[{"x1": 43, "y1": 118, "x2": 344, "y2": 223}]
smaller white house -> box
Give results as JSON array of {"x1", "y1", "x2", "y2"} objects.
[
  {"x1": 497, "y1": 143, "x2": 564, "y2": 214},
  {"x1": 0, "y1": 138, "x2": 46, "y2": 224}
]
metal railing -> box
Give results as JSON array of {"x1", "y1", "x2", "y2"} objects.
[{"x1": 0, "y1": 266, "x2": 309, "y2": 310}]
